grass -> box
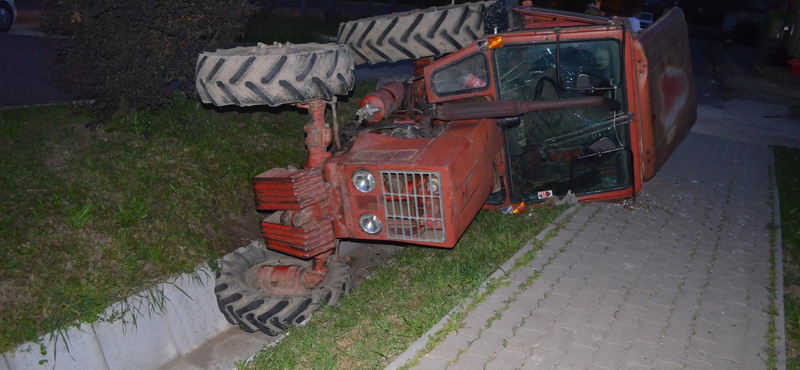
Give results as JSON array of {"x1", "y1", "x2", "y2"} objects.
[
  {"x1": 0, "y1": 84, "x2": 373, "y2": 354},
  {"x1": 776, "y1": 146, "x2": 800, "y2": 369},
  {"x1": 246, "y1": 206, "x2": 565, "y2": 370}
]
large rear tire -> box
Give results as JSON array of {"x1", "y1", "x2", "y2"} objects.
[
  {"x1": 338, "y1": 2, "x2": 493, "y2": 65},
  {"x1": 195, "y1": 43, "x2": 355, "y2": 107},
  {"x1": 214, "y1": 243, "x2": 352, "y2": 336}
]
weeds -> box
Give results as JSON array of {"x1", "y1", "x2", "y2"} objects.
[{"x1": 66, "y1": 203, "x2": 94, "y2": 229}]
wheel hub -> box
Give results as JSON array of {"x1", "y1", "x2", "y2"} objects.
[
  {"x1": 256, "y1": 263, "x2": 324, "y2": 295},
  {"x1": 248, "y1": 252, "x2": 332, "y2": 295}
]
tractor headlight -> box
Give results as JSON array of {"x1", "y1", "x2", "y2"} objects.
[
  {"x1": 358, "y1": 213, "x2": 383, "y2": 235},
  {"x1": 352, "y1": 169, "x2": 377, "y2": 193}
]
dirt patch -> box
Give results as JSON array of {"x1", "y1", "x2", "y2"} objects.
[
  {"x1": 340, "y1": 241, "x2": 403, "y2": 285},
  {"x1": 43, "y1": 121, "x2": 121, "y2": 172},
  {"x1": 0, "y1": 281, "x2": 24, "y2": 313},
  {"x1": 787, "y1": 283, "x2": 800, "y2": 298},
  {"x1": 219, "y1": 201, "x2": 264, "y2": 253}
]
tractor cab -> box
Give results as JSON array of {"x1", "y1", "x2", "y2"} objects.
[
  {"x1": 493, "y1": 37, "x2": 632, "y2": 204},
  {"x1": 420, "y1": 9, "x2": 637, "y2": 207}
]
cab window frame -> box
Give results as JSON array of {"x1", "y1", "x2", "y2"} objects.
[
  {"x1": 491, "y1": 37, "x2": 633, "y2": 203},
  {"x1": 430, "y1": 52, "x2": 492, "y2": 97},
  {"x1": 491, "y1": 37, "x2": 626, "y2": 107}
]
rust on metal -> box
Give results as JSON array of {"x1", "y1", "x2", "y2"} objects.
[
  {"x1": 256, "y1": 257, "x2": 328, "y2": 294},
  {"x1": 303, "y1": 100, "x2": 332, "y2": 168},
  {"x1": 432, "y1": 97, "x2": 607, "y2": 121}
]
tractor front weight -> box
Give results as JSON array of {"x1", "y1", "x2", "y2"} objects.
[{"x1": 252, "y1": 99, "x2": 338, "y2": 292}]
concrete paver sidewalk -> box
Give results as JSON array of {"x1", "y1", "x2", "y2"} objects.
[{"x1": 410, "y1": 132, "x2": 775, "y2": 370}]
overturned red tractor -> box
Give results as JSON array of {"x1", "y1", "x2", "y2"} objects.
[{"x1": 196, "y1": 4, "x2": 696, "y2": 335}]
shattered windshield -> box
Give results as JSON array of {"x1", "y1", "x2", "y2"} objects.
[{"x1": 494, "y1": 40, "x2": 632, "y2": 203}]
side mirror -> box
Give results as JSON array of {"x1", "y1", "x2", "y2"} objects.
[
  {"x1": 497, "y1": 116, "x2": 522, "y2": 130},
  {"x1": 573, "y1": 73, "x2": 612, "y2": 96}
]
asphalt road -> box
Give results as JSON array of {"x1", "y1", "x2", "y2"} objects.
[
  {"x1": 0, "y1": 0, "x2": 72, "y2": 108},
  {"x1": 0, "y1": 34, "x2": 72, "y2": 107}
]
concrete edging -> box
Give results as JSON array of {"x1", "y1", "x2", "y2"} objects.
[
  {"x1": 0, "y1": 205, "x2": 582, "y2": 370},
  {"x1": 384, "y1": 205, "x2": 580, "y2": 370},
  {"x1": 770, "y1": 151, "x2": 788, "y2": 370},
  {"x1": 0, "y1": 242, "x2": 256, "y2": 370}
]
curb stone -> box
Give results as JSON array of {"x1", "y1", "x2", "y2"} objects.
[
  {"x1": 384, "y1": 205, "x2": 580, "y2": 370},
  {"x1": 0, "y1": 207, "x2": 582, "y2": 370},
  {"x1": 1, "y1": 239, "x2": 396, "y2": 370},
  {"x1": 0, "y1": 242, "x2": 251, "y2": 370},
  {"x1": 770, "y1": 150, "x2": 787, "y2": 370}
]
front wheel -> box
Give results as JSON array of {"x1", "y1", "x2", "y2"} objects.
[{"x1": 214, "y1": 243, "x2": 352, "y2": 336}]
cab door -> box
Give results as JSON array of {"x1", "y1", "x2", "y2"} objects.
[
  {"x1": 633, "y1": 8, "x2": 698, "y2": 180},
  {"x1": 493, "y1": 37, "x2": 634, "y2": 203}
]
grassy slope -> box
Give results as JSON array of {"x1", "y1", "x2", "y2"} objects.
[
  {"x1": 775, "y1": 146, "x2": 800, "y2": 369},
  {"x1": 0, "y1": 85, "x2": 371, "y2": 353},
  {"x1": 247, "y1": 206, "x2": 565, "y2": 370}
]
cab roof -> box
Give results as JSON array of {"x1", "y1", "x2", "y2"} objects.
[{"x1": 512, "y1": 6, "x2": 625, "y2": 30}]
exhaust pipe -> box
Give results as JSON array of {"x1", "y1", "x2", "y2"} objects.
[{"x1": 431, "y1": 96, "x2": 616, "y2": 121}]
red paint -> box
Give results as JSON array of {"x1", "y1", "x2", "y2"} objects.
[
  {"x1": 326, "y1": 116, "x2": 503, "y2": 248},
  {"x1": 790, "y1": 59, "x2": 800, "y2": 76},
  {"x1": 463, "y1": 73, "x2": 487, "y2": 89},
  {"x1": 252, "y1": 160, "x2": 335, "y2": 259},
  {"x1": 301, "y1": 100, "x2": 332, "y2": 168},
  {"x1": 245, "y1": 7, "x2": 696, "y2": 263},
  {"x1": 659, "y1": 66, "x2": 688, "y2": 124},
  {"x1": 360, "y1": 82, "x2": 406, "y2": 122},
  {"x1": 635, "y1": 8, "x2": 697, "y2": 180},
  {"x1": 257, "y1": 251, "x2": 331, "y2": 293}
]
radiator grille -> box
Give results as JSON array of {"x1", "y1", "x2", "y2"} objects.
[{"x1": 381, "y1": 171, "x2": 445, "y2": 242}]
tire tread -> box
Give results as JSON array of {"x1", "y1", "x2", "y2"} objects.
[
  {"x1": 338, "y1": 2, "x2": 492, "y2": 65},
  {"x1": 196, "y1": 43, "x2": 354, "y2": 107},
  {"x1": 213, "y1": 244, "x2": 352, "y2": 337}
]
